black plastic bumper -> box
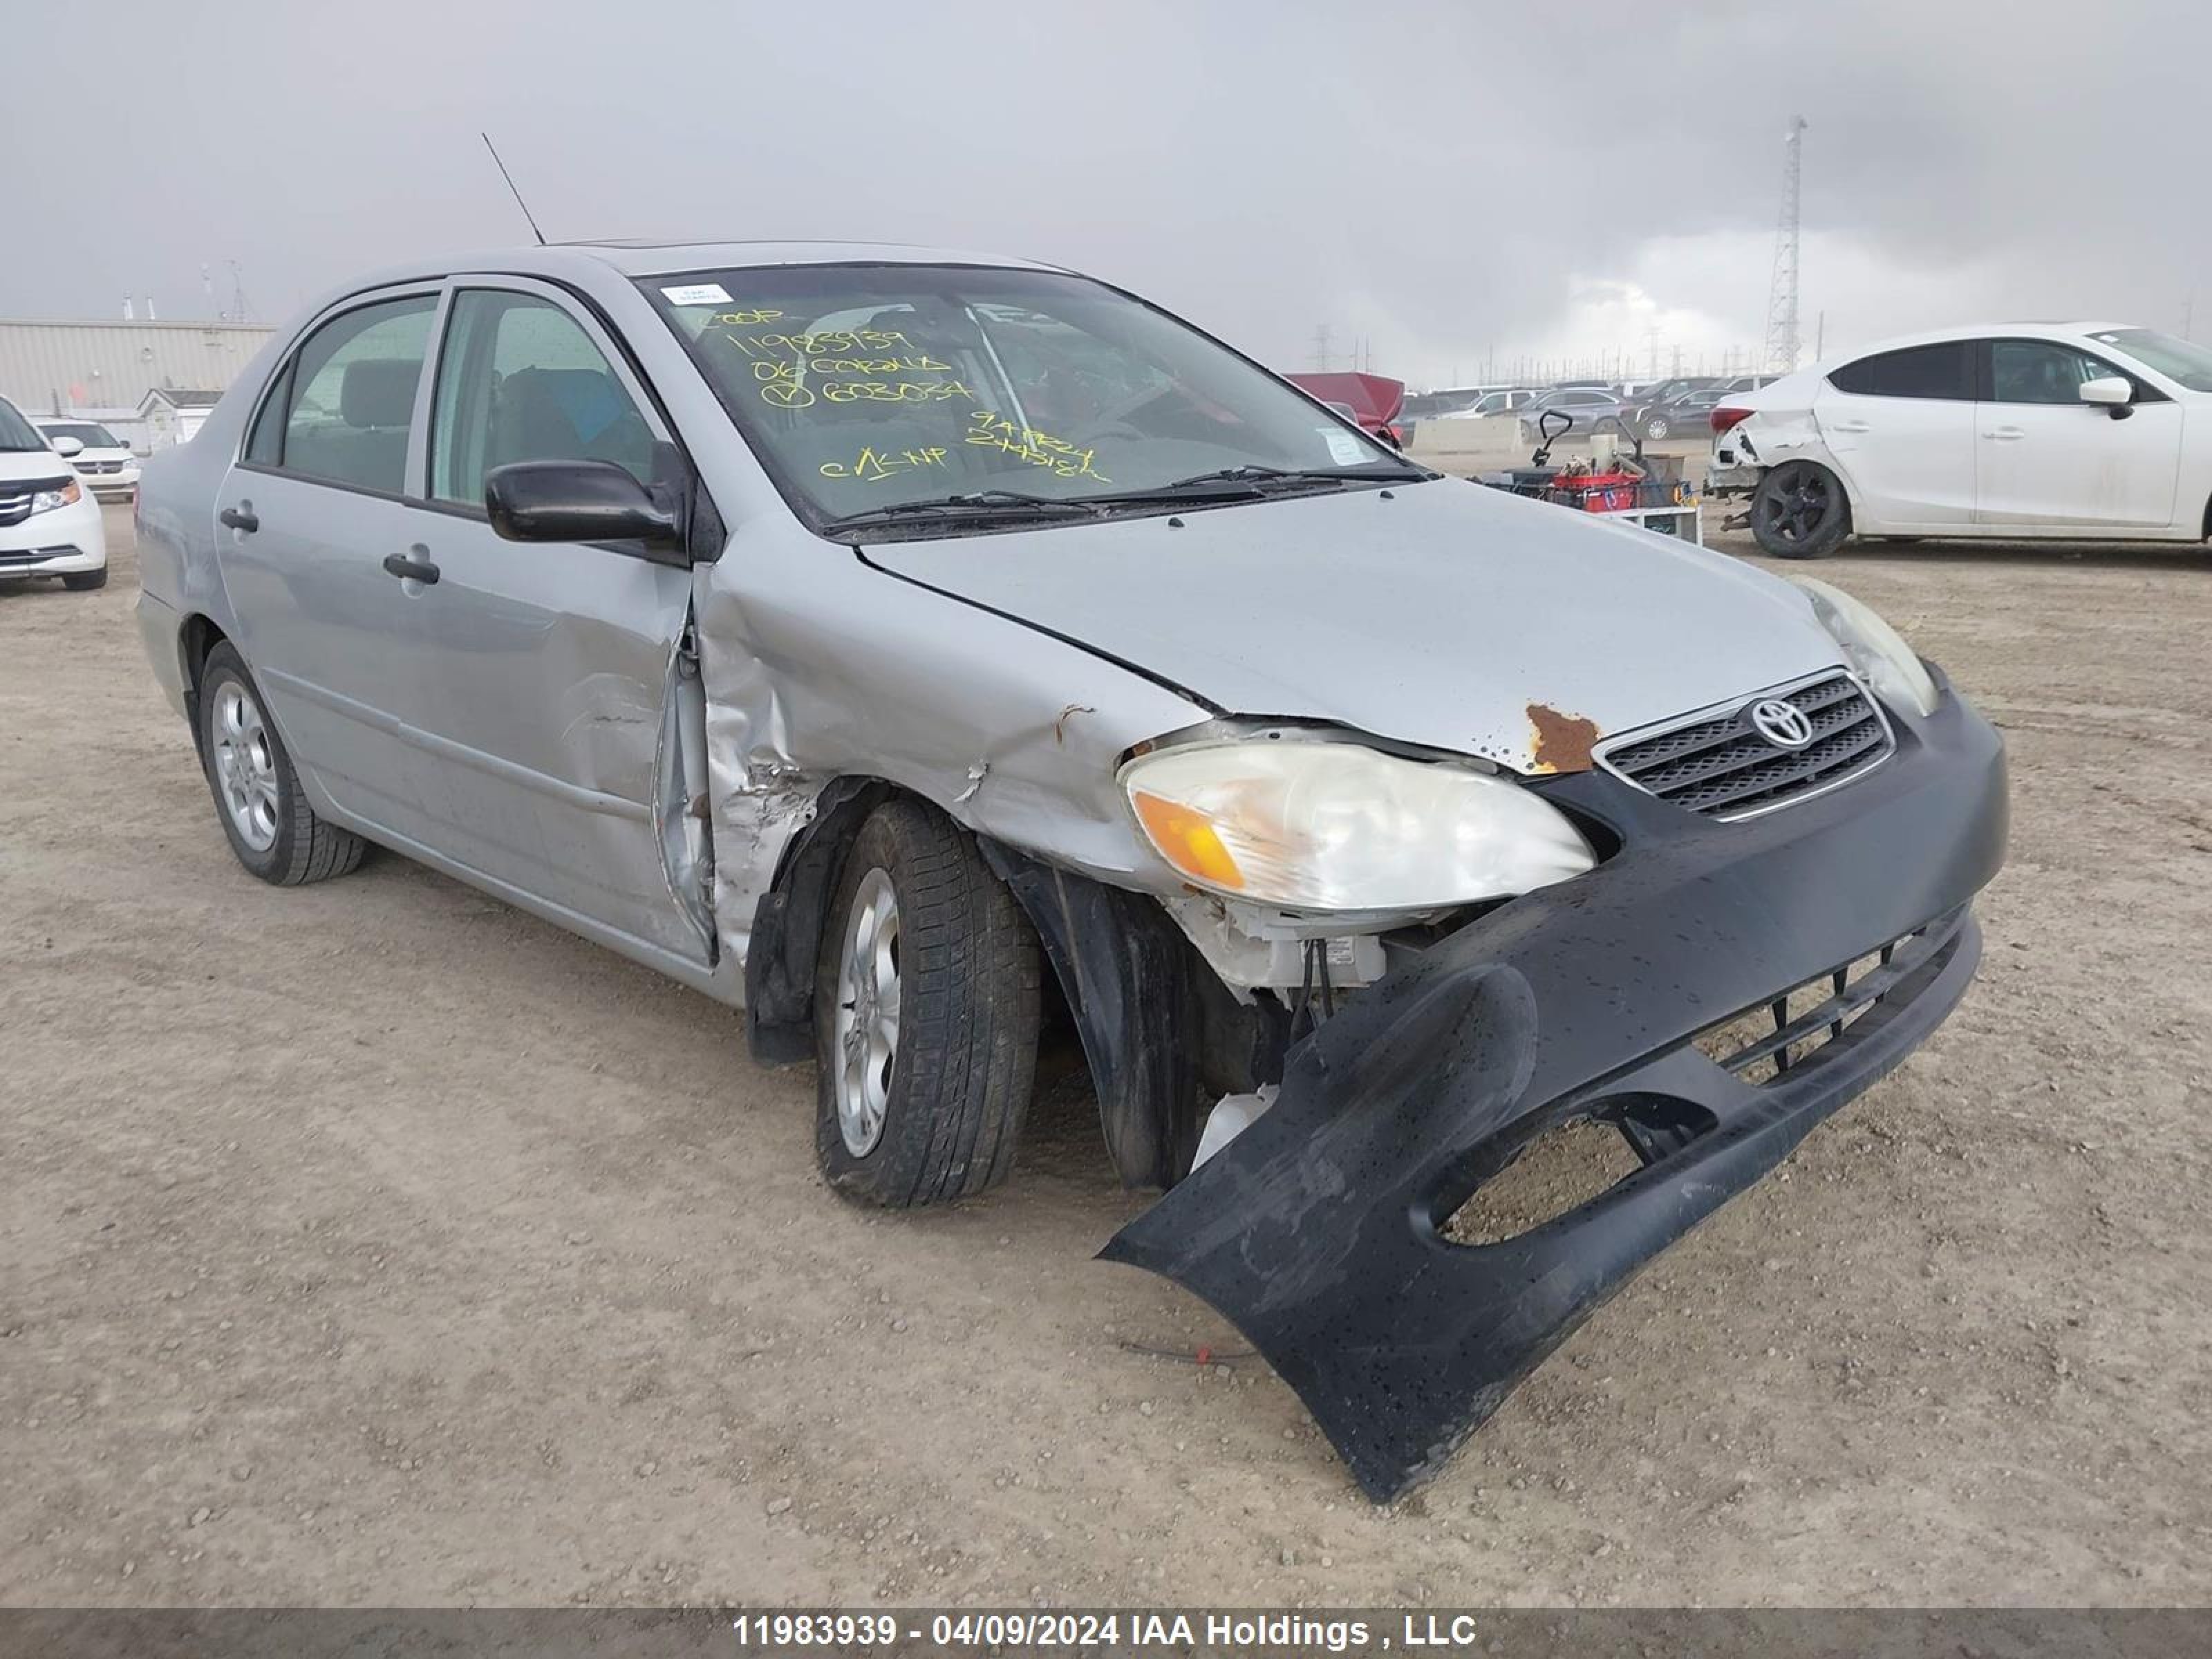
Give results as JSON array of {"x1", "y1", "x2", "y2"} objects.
[{"x1": 1103, "y1": 677, "x2": 2009, "y2": 1501}]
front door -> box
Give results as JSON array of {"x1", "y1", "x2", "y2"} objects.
[
  {"x1": 1974, "y1": 337, "x2": 2185, "y2": 531},
  {"x1": 373, "y1": 279, "x2": 706, "y2": 964}
]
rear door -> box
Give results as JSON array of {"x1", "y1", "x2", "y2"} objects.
[
  {"x1": 379, "y1": 277, "x2": 708, "y2": 964},
  {"x1": 218, "y1": 288, "x2": 444, "y2": 838},
  {"x1": 1973, "y1": 337, "x2": 2184, "y2": 531},
  {"x1": 1813, "y1": 340, "x2": 1978, "y2": 531}
]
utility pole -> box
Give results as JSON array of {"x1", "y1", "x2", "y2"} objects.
[
  {"x1": 1764, "y1": 115, "x2": 1808, "y2": 373},
  {"x1": 228, "y1": 261, "x2": 252, "y2": 324},
  {"x1": 1311, "y1": 324, "x2": 1333, "y2": 372}
]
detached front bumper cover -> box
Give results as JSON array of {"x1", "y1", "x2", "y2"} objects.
[{"x1": 1103, "y1": 676, "x2": 2008, "y2": 1501}]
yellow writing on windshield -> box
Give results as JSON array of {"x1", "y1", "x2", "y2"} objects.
[
  {"x1": 820, "y1": 445, "x2": 950, "y2": 483},
  {"x1": 707, "y1": 310, "x2": 784, "y2": 326},
  {"x1": 758, "y1": 379, "x2": 978, "y2": 410},
  {"x1": 966, "y1": 411, "x2": 1111, "y2": 483},
  {"x1": 724, "y1": 329, "x2": 915, "y2": 357}
]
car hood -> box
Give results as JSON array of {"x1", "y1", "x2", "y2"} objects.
[
  {"x1": 865, "y1": 478, "x2": 1848, "y2": 774},
  {"x1": 0, "y1": 449, "x2": 79, "y2": 485}
]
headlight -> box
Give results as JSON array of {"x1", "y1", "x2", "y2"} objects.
[
  {"x1": 1794, "y1": 577, "x2": 1940, "y2": 717},
  {"x1": 1121, "y1": 739, "x2": 1596, "y2": 912},
  {"x1": 29, "y1": 479, "x2": 82, "y2": 515}
]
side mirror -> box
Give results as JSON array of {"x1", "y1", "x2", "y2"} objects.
[
  {"x1": 2079, "y1": 375, "x2": 2133, "y2": 415},
  {"x1": 50, "y1": 435, "x2": 84, "y2": 458},
  {"x1": 485, "y1": 460, "x2": 682, "y2": 550}
]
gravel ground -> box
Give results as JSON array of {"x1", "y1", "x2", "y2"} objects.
[{"x1": 5, "y1": 503, "x2": 2209, "y2": 1607}]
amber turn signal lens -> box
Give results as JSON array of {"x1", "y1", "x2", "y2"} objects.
[{"x1": 1130, "y1": 790, "x2": 1245, "y2": 890}]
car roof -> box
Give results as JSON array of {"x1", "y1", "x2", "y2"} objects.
[
  {"x1": 357, "y1": 240, "x2": 1067, "y2": 288},
  {"x1": 1828, "y1": 320, "x2": 2139, "y2": 359}
]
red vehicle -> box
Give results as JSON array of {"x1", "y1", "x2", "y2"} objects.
[{"x1": 1284, "y1": 371, "x2": 1409, "y2": 449}]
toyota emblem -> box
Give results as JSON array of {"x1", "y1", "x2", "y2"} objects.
[{"x1": 1747, "y1": 697, "x2": 1816, "y2": 749}]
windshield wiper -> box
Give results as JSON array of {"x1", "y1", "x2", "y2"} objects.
[
  {"x1": 1071, "y1": 462, "x2": 1431, "y2": 505},
  {"x1": 822, "y1": 489, "x2": 1105, "y2": 532}
]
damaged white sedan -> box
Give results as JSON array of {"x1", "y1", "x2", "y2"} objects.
[{"x1": 134, "y1": 241, "x2": 2008, "y2": 1499}]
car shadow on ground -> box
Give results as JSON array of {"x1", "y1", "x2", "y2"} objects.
[{"x1": 1813, "y1": 538, "x2": 2206, "y2": 574}]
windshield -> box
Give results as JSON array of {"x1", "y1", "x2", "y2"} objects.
[
  {"x1": 0, "y1": 400, "x2": 49, "y2": 452},
  {"x1": 39, "y1": 421, "x2": 122, "y2": 448},
  {"x1": 641, "y1": 265, "x2": 1411, "y2": 529},
  {"x1": 2088, "y1": 328, "x2": 2212, "y2": 393}
]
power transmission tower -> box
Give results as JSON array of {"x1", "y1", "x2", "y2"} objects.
[
  {"x1": 1311, "y1": 324, "x2": 1333, "y2": 371},
  {"x1": 1764, "y1": 115, "x2": 1808, "y2": 373}
]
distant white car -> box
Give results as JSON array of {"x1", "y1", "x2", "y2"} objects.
[
  {"x1": 1, "y1": 395, "x2": 109, "y2": 590},
  {"x1": 32, "y1": 417, "x2": 141, "y2": 500},
  {"x1": 1707, "y1": 322, "x2": 2212, "y2": 557}
]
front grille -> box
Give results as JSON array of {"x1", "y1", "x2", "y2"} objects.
[
  {"x1": 1599, "y1": 670, "x2": 1893, "y2": 819},
  {"x1": 77, "y1": 460, "x2": 122, "y2": 474},
  {"x1": 0, "y1": 491, "x2": 32, "y2": 527}
]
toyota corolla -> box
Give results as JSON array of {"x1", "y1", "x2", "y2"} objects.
[{"x1": 132, "y1": 240, "x2": 2009, "y2": 1499}]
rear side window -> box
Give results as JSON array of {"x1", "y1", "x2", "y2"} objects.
[
  {"x1": 252, "y1": 296, "x2": 437, "y2": 494},
  {"x1": 1828, "y1": 343, "x2": 1972, "y2": 400}
]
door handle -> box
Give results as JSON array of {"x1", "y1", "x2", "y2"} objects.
[
  {"x1": 1827, "y1": 420, "x2": 1871, "y2": 433},
  {"x1": 382, "y1": 551, "x2": 440, "y2": 585},
  {"x1": 1983, "y1": 427, "x2": 2027, "y2": 441},
  {"x1": 218, "y1": 506, "x2": 259, "y2": 533}
]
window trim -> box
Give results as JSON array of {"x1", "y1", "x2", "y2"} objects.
[{"x1": 232, "y1": 284, "x2": 447, "y2": 503}]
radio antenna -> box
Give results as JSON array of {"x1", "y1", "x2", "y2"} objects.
[{"x1": 481, "y1": 132, "x2": 547, "y2": 245}]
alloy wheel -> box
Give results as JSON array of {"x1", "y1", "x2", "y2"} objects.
[
  {"x1": 833, "y1": 868, "x2": 901, "y2": 1156},
  {"x1": 211, "y1": 681, "x2": 280, "y2": 852}
]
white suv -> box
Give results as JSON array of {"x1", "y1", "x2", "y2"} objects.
[
  {"x1": 1707, "y1": 322, "x2": 2212, "y2": 557},
  {"x1": 1, "y1": 395, "x2": 110, "y2": 591},
  {"x1": 33, "y1": 416, "x2": 141, "y2": 501}
]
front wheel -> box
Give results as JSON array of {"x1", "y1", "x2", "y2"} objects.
[
  {"x1": 813, "y1": 799, "x2": 1040, "y2": 1207},
  {"x1": 1642, "y1": 415, "x2": 1671, "y2": 441},
  {"x1": 1750, "y1": 460, "x2": 1851, "y2": 558},
  {"x1": 62, "y1": 567, "x2": 109, "y2": 592}
]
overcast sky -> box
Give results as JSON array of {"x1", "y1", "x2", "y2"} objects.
[{"x1": 8, "y1": 0, "x2": 2207, "y2": 386}]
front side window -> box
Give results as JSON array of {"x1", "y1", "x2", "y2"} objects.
[
  {"x1": 641, "y1": 265, "x2": 1405, "y2": 529},
  {"x1": 258, "y1": 296, "x2": 437, "y2": 493},
  {"x1": 1828, "y1": 342, "x2": 1973, "y2": 400},
  {"x1": 2087, "y1": 327, "x2": 2212, "y2": 393},
  {"x1": 1988, "y1": 339, "x2": 2137, "y2": 404},
  {"x1": 430, "y1": 290, "x2": 657, "y2": 507}
]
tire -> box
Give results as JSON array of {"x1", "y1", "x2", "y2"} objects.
[
  {"x1": 813, "y1": 798, "x2": 1040, "y2": 1208},
  {"x1": 62, "y1": 567, "x2": 108, "y2": 591},
  {"x1": 1642, "y1": 415, "x2": 1670, "y2": 441},
  {"x1": 196, "y1": 643, "x2": 367, "y2": 885},
  {"x1": 1750, "y1": 460, "x2": 1851, "y2": 559}
]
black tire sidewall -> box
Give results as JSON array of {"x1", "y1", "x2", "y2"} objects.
[
  {"x1": 197, "y1": 647, "x2": 307, "y2": 883},
  {"x1": 1752, "y1": 461, "x2": 1850, "y2": 559},
  {"x1": 814, "y1": 811, "x2": 937, "y2": 1202},
  {"x1": 810, "y1": 801, "x2": 1038, "y2": 1207}
]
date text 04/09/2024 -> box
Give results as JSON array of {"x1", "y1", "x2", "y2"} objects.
[{"x1": 731, "y1": 1612, "x2": 1496, "y2": 1651}]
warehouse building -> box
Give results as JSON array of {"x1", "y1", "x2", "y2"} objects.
[{"x1": 0, "y1": 318, "x2": 273, "y2": 447}]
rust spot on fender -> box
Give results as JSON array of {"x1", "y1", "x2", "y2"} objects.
[{"x1": 1526, "y1": 702, "x2": 1600, "y2": 775}]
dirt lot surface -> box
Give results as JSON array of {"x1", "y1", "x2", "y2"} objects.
[{"x1": 6, "y1": 504, "x2": 2210, "y2": 1608}]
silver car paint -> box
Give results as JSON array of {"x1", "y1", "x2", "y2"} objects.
[{"x1": 135, "y1": 241, "x2": 1851, "y2": 1009}]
